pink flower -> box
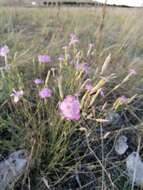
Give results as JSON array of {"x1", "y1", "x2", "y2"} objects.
[
  {"x1": 38, "y1": 55, "x2": 51, "y2": 63},
  {"x1": 34, "y1": 79, "x2": 44, "y2": 85},
  {"x1": 99, "y1": 88, "x2": 105, "y2": 97},
  {"x1": 69, "y1": 33, "x2": 79, "y2": 46},
  {"x1": 85, "y1": 83, "x2": 93, "y2": 92},
  {"x1": 58, "y1": 55, "x2": 65, "y2": 62},
  {"x1": 76, "y1": 63, "x2": 89, "y2": 74},
  {"x1": 10, "y1": 90, "x2": 24, "y2": 103},
  {"x1": 118, "y1": 96, "x2": 128, "y2": 104},
  {"x1": 88, "y1": 43, "x2": 94, "y2": 49},
  {"x1": 39, "y1": 87, "x2": 52, "y2": 99},
  {"x1": 59, "y1": 95, "x2": 80, "y2": 120},
  {"x1": 129, "y1": 69, "x2": 137, "y2": 76},
  {"x1": 0, "y1": 45, "x2": 9, "y2": 57}
]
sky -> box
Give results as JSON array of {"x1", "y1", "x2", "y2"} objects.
[{"x1": 95, "y1": 0, "x2": 143, "y2": 7}]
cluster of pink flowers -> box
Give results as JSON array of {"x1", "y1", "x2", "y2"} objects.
[
  {"x1": 9, "y1": 35, "x2": 94, "y2": 121},
  {"x1": 10, "y1": 86, "x2": 80, "y2": 121},
  {"x1": 10, "y1": 86, "x2": 52, "y2": 101},
  {"x1": 7, "y1": 33, "x2": 138, "y2": 124}
]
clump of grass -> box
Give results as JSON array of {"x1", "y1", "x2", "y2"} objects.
[{"x1": 0, "y1": 6, "x2": 143, "y2": 190}]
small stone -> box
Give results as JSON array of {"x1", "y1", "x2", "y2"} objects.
[
  {"x1": 103, "y1": 112, "x2": 122, "y2": 127},
  {"x1": 126, "y1": 152, "x2": 143, "y2": 186},
  {"x1": 115, "y1": 135, "x2": 128, "y2": 155},
  {"x1": 0, "y1": 150, "x2": 27, "y2": 190}
]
